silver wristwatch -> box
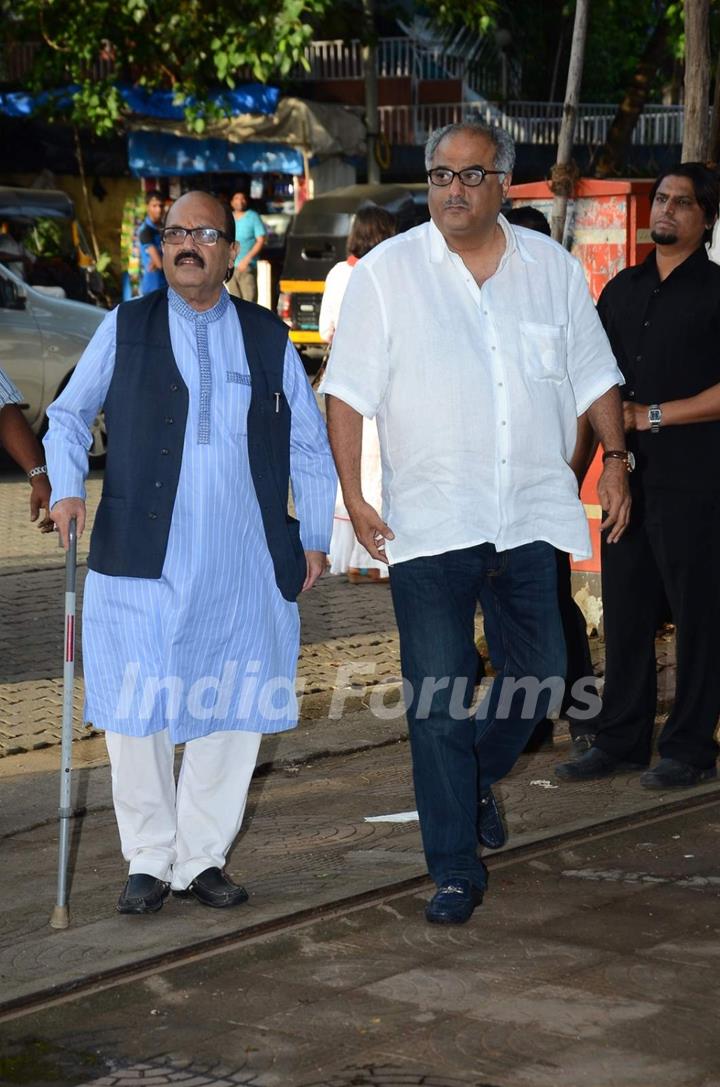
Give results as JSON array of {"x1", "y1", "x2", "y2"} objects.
[{"x1": 648, "y1": 404, "x2": 662, "y2": 434}]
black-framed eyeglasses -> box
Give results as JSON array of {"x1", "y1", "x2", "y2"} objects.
[
  {"x1": 161, "y1": 226, "x2": 233, "y2": 246},
  {"x1": 427, "y1": 166, "x2": 506, "y2": 187}
]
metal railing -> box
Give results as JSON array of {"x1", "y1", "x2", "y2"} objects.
[
  {"x1": 379, "y1": 100, "x2": 690, "y2": 147},
  {"x1": 2, "y1": 42, "x2": 115, "y2": 82},
  {"x1": 294, "y1": 37, "x2": 466, "y2": 80}
]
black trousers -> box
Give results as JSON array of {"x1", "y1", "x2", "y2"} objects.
[
  {"x1": 556, "y1": 550, "x2": 595, "y2": 734},
  {"x1": 591, "y1": 487, "x2": 720, "y2": 769},
  {"x1": 525, "y1": 551, "x2": 594, "y2": 744}
]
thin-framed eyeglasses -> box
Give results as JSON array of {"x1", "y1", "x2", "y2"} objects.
[
  {"x1": 161, "y1": 226, "x2": 233, "y2": 246},
  {"x1": 427, "y1": 166, "x2": 506, "y2": 187}
]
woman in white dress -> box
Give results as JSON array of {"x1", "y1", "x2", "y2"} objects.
[{"x1": 319, "y1": 207, "x2": 396, "y2": 582}]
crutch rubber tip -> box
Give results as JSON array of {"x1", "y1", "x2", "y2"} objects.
[{"x1": 49, "y1": 905, "x2": 70, "y2": 929}]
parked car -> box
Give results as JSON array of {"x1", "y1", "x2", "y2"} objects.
[
  {"x1": 277, "y1": 184, "x2": 418, "y2": 371},
  {"x1": 0, "y1": 262, "x2": 106, "y2": 464}
]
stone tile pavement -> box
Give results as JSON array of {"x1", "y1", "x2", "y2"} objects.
[{"x1": 0, "y1": 470, "x2": 678, "y2": 759}]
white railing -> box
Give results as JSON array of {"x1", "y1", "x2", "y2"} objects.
[
  {"x1": 295, "y1": 37, "x2": 503, "y2": 83},
  {"x1": 379, "y1": 101, "x2": 690, "y2": 147}
]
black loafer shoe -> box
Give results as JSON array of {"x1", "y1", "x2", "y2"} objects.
[
  {"x1": 173, "y1": 866, "x2": 249, "y2": 908},
  {"x1": 478, "y1": 788, "x2": 507, "y2": 849},
  {"x1": 569, "y1": 732, "x2": 595, "y2": 760},
  {"x1": 425, "y1": 879, "x2": 484, "y2": 925},
  {"x1": 555, "y1": 746, "x2": 646, "y2": 782},
  {"x1": 640, "y1": 758, "x2": 717, "y2": 790},
  {"x1": 117, "y1": 873, "x2": 169, "y2": 915}
]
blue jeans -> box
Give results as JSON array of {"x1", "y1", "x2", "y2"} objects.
[{"x1": 389, "y1": 541, "x2": 566, "y2": 890}]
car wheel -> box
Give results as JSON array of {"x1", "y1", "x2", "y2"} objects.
[{"x1": 88, "y1": 411, "x2": 107, "y2": 467}]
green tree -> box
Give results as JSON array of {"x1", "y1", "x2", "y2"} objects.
[{"x1": 3, "y1": 0, "x2": 330, "y2": 135}]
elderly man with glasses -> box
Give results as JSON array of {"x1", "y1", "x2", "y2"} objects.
[
  {"x1": 323, "y1": 121, "x2": 630, "y2": 925},
  {"x1": 45, "y1": 191, "x2": 336, "y2": 915}
]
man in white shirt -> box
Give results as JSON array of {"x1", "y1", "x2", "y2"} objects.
[{"x1": 323, "y1": 121, "x2": 631, "y2": 925}]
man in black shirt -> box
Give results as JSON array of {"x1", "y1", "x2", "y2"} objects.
[{"x1": 556, "y1": 162, "x2": 720, "y2": 789}]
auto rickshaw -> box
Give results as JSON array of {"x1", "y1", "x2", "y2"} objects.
[
  {"x1": 0, "y1": 187, "x2": 105, "y2": 305},
  {"x1": 277, "y1": 184, "x2": 418, "y2": 370}
]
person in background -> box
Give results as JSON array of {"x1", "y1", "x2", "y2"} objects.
[
  {"x1": 556, "y1": 162, "x2": 720, "y2": 790},
  {"x1": 138, "y1": 191, "x2": 167, "y2": 296},
  {"x1": 0, "y1": 366, "x2": 52, "y2": 530},
  {"x1": 227, "y1": 191, "x2": 266, "y2": 303},
  {"x1": 504, "y1": 204, "x2": 596, "y2": 758},
  {"x1": 320, "y1": 206, "x2": 397, "y2": 583}
]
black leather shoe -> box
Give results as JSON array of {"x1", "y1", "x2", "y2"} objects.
[
  {"x1": 555, "y1": 746, "x2": 646, "y2": 782},
  {"x1": 640, "y1": 758, "x2": 717, "y2": 790},
  {"x1": 173, "y1": 867, "x2": 249, "y2": 908},
  {"x1": 425, "y1": 879, "x2": 484, "y2": 925},
  {"x1": 117, "y1": 873, "x2": 169, "y2": 915},
  {"x1": 570, "y1": 732, "x2": 595, "y2": 759},
  {"x1": 478, "y1": 788, "x2": 506, "y2": 849}
]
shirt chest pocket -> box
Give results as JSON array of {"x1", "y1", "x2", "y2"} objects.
[
  {"x1": 519, "y1": 321, "x2": 567, "y2": 383},
  {"x1": 225, "y1": 371, "x2": 252, "y2": 436}
]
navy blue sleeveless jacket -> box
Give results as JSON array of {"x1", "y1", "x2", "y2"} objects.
[{"x1": 87, "y1": 291, "x2": 307, "y2": 601}]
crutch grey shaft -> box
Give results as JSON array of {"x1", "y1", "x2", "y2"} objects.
[{"x1": 50, "y1": 516, "x2": 77, "y2": 930}]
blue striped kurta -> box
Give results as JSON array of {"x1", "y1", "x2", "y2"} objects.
[
  {"x1": 44, "y1": 289, "x2": 336, "y2": 741},
  {"x1": 0, "y1": 366, "x2": 23, "y2": 407}
]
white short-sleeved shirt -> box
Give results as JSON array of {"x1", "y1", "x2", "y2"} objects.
[
  {"x1": 319, "y1": 260, "x2": 354, "y2": 342},
  {"x1": 322, "y1": 215, "x2": 624, "y2": 564}
]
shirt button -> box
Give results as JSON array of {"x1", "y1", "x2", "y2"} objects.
[
  {"x1": 498, "y1": 382, "x2": 504, "y2": 387},
  {"x1": 501, "y1": 459, "x2": 507, "y2": 464},
  {"x1": 170, "y1": 383, "x2": 179, "y2": 392},
  {"x1": 161, "y1": 448, "x2": 169, "y2": 455},
  {"x1": 501, "y1": 420, "x2": 507, "y2": 426},
  {"x1": 643, "y1": 320, "x2": 650, "y2": 327},
  {"x1": 164, "y1": 416, "x2": 174, "y2": 424},
  {"x1": 653, "y1": 288, "x2": 660, "y2": 295},
  {"x1": 148, "y1": 512, "x2": 158, "y2": 520},
  {"x1": 483, "y1": 310, "x2": 488, "y2": 316},
  {"x1": 635, "y1": 355, "x2": 642, "y2": 362},
  {"x1": 155, "y1": 481, "x2": 163, "y2": 488},
  {"x1": 491, "y1": 346, "x2": 496, "y2": 351}
]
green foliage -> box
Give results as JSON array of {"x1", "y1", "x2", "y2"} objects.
[{"x1": 3, "y1": 0, "x2": 330, "y2": 135}]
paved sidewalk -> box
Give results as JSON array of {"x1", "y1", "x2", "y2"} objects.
[
  {"x1": 5, "y1": 797, "x2": 719, "y2": 1087},
  {"x1": 3, "y1": 705, "x2": 719, "y2": 1011}
]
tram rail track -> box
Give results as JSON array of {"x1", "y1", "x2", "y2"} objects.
[{"x1": 2, "y1": 787, "x2": 718, "y2": 1025}]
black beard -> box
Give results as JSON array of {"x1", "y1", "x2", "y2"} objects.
[{"x1": 651, "y1": 228, "x2": 678, "y2": 246}]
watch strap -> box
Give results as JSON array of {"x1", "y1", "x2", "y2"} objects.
[{"x1": 648, "y1": 403, "x2": 662, "y2": 433}]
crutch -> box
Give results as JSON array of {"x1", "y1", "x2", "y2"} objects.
[{"x1": 50, "y1": 516, "x2": 77, "y2": 930}]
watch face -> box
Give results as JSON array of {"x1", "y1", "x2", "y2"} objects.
[{"x1": 648, "y1": 408, "x2": 662, "y2": 424}]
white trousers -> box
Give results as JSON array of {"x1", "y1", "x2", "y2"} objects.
[{"x1": 105, "y1": 728, "x2": 262, "y2": 890}]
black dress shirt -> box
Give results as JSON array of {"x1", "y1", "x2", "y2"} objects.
[{"x1": 597, "y1": 245, "x2": 720, "y2": 491}]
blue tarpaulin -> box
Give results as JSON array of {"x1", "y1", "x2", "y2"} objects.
[
  {"x1": 128, "y1": 129, "x2": 304, "y2": 177},
  {"x1": 0, "y1": 83, "x2": 278, "y2": 118}
]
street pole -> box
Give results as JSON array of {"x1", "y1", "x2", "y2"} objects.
[{"x1": 362, "y1": 0, "x2": 381, "y2": 184}]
